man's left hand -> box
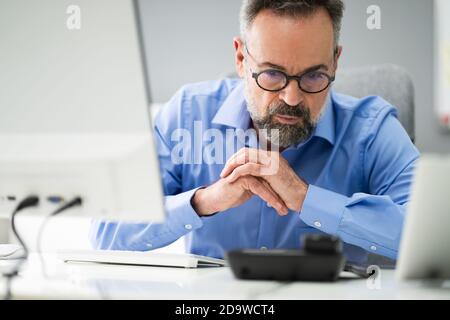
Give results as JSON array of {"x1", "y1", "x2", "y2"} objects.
[{"x1": 220, "y1": 148, "x2": 308, "y2": 212}]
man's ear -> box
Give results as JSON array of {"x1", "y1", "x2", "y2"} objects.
[
  {"x1": 233, "y1": 37, "x2": 245, "y2": 78},
  {"x1": 333, "y1": 45, "x2": 343, "y2": 73}
]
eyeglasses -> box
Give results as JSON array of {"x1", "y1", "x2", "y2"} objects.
[{"x1": 245, "y1": 45, "x2": 335, "y2": 94}]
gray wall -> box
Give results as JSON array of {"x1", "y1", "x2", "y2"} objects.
[
  {"x1": 138, "y1": 0, "x2": 240, "y2": 103},
  {"x1": 338, "y1": 0, "x2": 448, "y2": 153},
  {"x1": 139, "y1": 0, "x2": 450, "y2": 153}
]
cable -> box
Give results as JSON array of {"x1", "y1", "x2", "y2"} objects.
[
  {"x1": 3, "y1": 195, "x2": 39, "y2": 300},
  {"x1": 2, "y1": 196, "x2": 82, "y2": 299},
  {"x1": 10, "y1": 195, "x2": 39, "y2": 260},
  {"x1": 50, "y1": 197, "x2": 83, "y2": 217},
  {"x1": 36, "y1": 197, "x2": 83, "y2": 280}
]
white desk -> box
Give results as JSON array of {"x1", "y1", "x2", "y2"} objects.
[{"x1": 1, "y1": 254, "x2": 450, "y2": 300}]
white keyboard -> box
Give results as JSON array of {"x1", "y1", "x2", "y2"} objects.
[{"x1": 57, "y1": 249, "x2": 226, "y2": 268}]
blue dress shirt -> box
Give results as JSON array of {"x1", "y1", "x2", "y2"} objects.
[{"x1": 90, "y1": 78, "x2": 420, "y2": 263}]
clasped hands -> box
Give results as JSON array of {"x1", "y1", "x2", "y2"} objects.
[{"x1": 192, "y1": 148, "x2": 309, "y2": 217}]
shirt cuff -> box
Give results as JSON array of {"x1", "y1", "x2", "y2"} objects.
[
  {"x1": 299, "y1": 184, "x2": 348, "y2": 235},
  {"x1": 164, "y1": 187, "x2": 204, "y2": 236}
]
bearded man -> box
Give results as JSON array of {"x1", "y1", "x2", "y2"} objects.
[{"x1": 90, "y1": 0, "x2": 419, "y2": 264}]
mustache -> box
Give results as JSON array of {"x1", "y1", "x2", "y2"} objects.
[{"x1": 267, "y1": 102, "x2": 310, "y2": 118}]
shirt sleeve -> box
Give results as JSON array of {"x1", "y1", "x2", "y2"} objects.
[
  {"x1": 89, "y1": 187, "x2": 204, "y2": 251},
  {"x1": 89, "y1": 89, "x2": 205, "y2": 251},
  {"x1": 299, "y1": 111, "x2": 420, "y2": 260}
]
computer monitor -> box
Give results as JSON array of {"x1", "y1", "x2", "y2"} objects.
[
  {"x1": 0, "y1": 0, "x2": 165, "y2": 222},
  {"x1": 397, "y1": 155, "x2": 450, "y2": 280}
]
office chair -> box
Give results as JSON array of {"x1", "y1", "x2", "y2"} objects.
[{"x1": 333, "y1": 64, "x2": 415, "y2": 142}]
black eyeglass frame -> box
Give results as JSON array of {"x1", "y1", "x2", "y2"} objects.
[
  {"x1": 245, "y1": 45, "x2": 336, "y2": 94},
  {"x1": 251, "y1": 69, "x2": 335, "y2": 94}
]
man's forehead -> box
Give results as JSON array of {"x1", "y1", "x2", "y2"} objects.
[{"x1": 246, "y1": 9, "x2": 335, "y2": 73}]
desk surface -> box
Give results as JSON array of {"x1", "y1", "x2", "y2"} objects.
[{"x1": 1, "y1": 254, "x2": 450, "y2": 300}]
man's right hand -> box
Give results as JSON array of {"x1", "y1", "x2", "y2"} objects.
[{"x1": 191, "y1": 176, "x2": 289, "y2": 217}]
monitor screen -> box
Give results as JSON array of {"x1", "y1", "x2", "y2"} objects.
[{"x1": 0, "y1": 0, "x2": 165, "y2": 222}]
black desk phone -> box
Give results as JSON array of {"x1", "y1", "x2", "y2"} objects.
[{"x1": 227, "y1": 234, "x2": 365, "y2": 282}]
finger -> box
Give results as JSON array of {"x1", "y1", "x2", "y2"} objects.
[
  {"x1": 248, "y1": 179, "x2": 284, "y2": 215},
  {"x1": 221, "y1": 148, "x2": 270, "y2": 178},
  {"x1": 221, "y1": 148, "x2": 254, "y2": 178},
  {"x1": 227, "y1": 163, "x2": 264, "y2": 183},
  {"x1": 244, "y1": 177, "x2": 288, "y2": 216},
  {"x1": 226, "y1": 148, "x2": 251, "y2": 166},
  {"x1": 260, "y1": 179, "x2": 289, "y2": 215}
]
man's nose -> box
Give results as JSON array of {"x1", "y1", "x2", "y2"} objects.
[{"x1": 279, "y1": 79, "x2": 304, "y2": 107}]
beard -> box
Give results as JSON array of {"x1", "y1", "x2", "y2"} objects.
[{"x1": 245, "y1": 87, "x2": 327, "y2": 148}]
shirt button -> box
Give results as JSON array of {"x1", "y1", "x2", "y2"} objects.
[
  {"x1": 370, "y1": 245, "x2": 377, "y2": 251},
  {"x1": 260, "y1": 246, "x2": 268, "y2": 250},
  {"x1": 266, "y1": 203, "x2": 271, "y2": 208},
  {"x1": 184, "y1": 224, "x2": 193, "y2": 230},
  {"x1": 147, "y1": 243, "x2": 153, "y2": 248},
  {"x1": 314, "y1": 221, "x2": 322, "y2": 228}
]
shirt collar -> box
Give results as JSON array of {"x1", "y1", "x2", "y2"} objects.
[
  {"x1": 311, "y1": 92, "x2": 335, "y2": 146},
  {"x1": 211, "y1": 81, "x2": 250, "y2": 130},
  {"x1": 212, "y1": 80, "x2": 335, "y2": 146}
]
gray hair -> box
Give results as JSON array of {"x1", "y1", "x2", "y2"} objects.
[{"x1": 239, "y1": 0, "x2": 345, "y2": 48}]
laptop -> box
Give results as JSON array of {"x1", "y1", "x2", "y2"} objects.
[
  {"x1": 396, "y1": 154, "x2": 450, "y2": 280},
  {"x1": 57, "y1": 250, "x2": 226, "y2": 269}
]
